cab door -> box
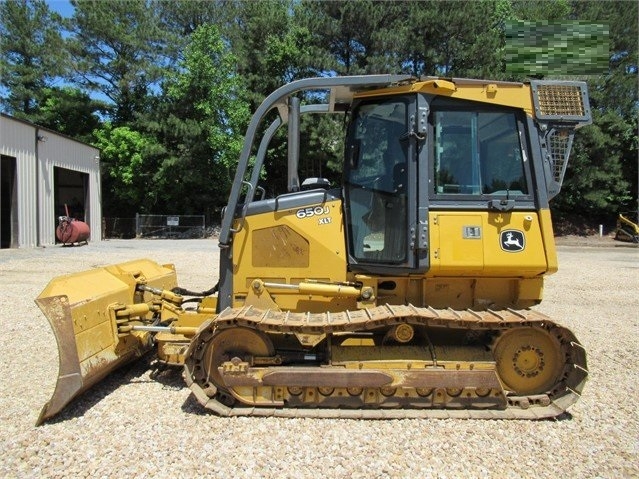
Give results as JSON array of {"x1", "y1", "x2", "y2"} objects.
[{"x1": 344, "y1": 94, "x2": 426, "y2": 274}]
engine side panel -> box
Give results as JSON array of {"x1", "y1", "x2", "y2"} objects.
[{"x1": 232, "y1": 195, "x2": 354, "y2": 312}]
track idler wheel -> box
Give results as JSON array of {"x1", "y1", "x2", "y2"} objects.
[
  {"x1": 201, "y1": 327, "x2": 274, "y2": 396},
  {"x1": 493, "y1": 327, "x2": 564, "y2": 395}
]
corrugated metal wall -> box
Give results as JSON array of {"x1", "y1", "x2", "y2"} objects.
[
  {"x1": 0, "y1": 115, "x2": 102, "y2": 247},
  {"x1": 0, "y1": 116, "x2": 39, "y2": 247},
  {"x1": 39, "y1": 133, "x2": 102, "y2": 245}
]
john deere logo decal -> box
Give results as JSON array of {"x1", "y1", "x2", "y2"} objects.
[{"x1": 500, "y1": 230, "x2": 525, "y2": 252}]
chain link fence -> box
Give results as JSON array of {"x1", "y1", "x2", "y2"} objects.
[
  {"x1": 136, "y1": 214, "x2": 206, "y2": 238},
  {"x1": 102, "y1": 217, "x2": 136, "y2": 239},
  {"x1": 103, "y1": 214, "x2": 213, "y2": 239}
]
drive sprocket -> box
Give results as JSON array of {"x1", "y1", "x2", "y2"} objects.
[{"x1": 492, "y1": 326, "x2": 564, "y2": 395}]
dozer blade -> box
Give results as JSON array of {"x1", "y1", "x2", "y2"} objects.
[{"x1": 35, "y1": 259, "x2": 178, "y2": 425}]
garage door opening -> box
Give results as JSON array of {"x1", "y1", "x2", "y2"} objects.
[
  {"x1": 1, "y1": 155, "x2": 18, "y2": 249},
  {"x1": 54, "y1": 167, "x2": 89, "y2": 242}
]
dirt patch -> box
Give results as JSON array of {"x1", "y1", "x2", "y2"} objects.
[
  {"x1": 555, "y1": 234, "x2": 615, "y2": 247},
  {"x1": 1, "y1": 239, "x2": 638, "y2": 477},
  {"x1": 554, "y1": 233, "x2": 637, "y2": 248}
]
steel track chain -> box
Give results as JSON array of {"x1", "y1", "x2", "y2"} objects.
[{"x1": 185, "y1": 305, "x2": 588, "y2": 420}]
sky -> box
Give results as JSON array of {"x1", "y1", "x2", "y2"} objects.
[{"x1": 47, "y1": 0, "x2": 74, "y2": 18}]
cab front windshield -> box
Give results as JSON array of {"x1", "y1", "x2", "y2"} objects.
[{"x1": 345, "y1": 98, "x2": 409, "y2": 264}]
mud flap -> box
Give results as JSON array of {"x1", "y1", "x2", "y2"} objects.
[{"x1": 35, "y1": 259, "x2": 178, "y2": 425}]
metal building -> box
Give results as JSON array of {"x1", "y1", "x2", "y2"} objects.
[{"x1": 0, "y1": 114, "x2": 102, "y2": 248}]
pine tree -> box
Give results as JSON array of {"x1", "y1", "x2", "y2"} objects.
[
  {"x1": 68, "y1": 0, "x2": 169, "y2": 124},
  {"x1": 0, "y1": 0, "x2": 67, "y2": 116}
]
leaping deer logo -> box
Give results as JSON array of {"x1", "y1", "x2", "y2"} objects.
[{"x1": 500, "y1": 230, "x2": 525, "y2": 252}]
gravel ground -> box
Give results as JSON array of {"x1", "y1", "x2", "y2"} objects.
[{"x1": 0, "y1": 238, "x2": 637, "y2": 478}]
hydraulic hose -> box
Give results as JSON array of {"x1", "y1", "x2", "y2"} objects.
[{"x1": 172, "y1": 282, "x2": 219, "y2": 297}]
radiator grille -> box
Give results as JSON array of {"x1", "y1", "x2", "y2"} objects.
[
  {"x1": 531, "y1": 81, "x2": 590, "y2": 122},
  {"x1": 537, "y1": 84, "x2": 585, "y2": 116}
]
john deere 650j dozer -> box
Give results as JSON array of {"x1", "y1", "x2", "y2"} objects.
[{"x1": 37, "y1": 75, "x2": 590, "y2": 424}]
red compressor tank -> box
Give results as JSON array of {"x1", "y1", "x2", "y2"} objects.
[{"x1": 56, "y1": 205, "x2": 90, "y2": 245}]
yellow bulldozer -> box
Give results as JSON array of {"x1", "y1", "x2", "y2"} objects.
[
  {"x1": 615, "y1": 212, "x2": 639, "y2": 243},
  {"x1": 37, "y1": 75, "x2": 591, "y2": 424}
]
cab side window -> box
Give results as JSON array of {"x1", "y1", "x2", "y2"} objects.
[{"x1": 434, "y1": 110, "x2": 528, "y2": 197}]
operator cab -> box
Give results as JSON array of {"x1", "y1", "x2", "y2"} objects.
[{"x1": 343, "y1": 93, "x2": 536, "y2": 275}]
